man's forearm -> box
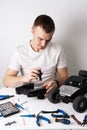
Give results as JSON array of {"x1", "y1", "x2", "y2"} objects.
[
  {"x1": 57, "y1": 67, "x2": 68, "y2": 86},
  {"x1": 3, "y1": 75, "x2": 25, "y2": 88},
  {"x1": 59, "y1": 74, "x2": 68, "y2": 86}
]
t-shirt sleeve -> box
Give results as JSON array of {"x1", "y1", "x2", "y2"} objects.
[
  {"x1": 57, "y1": 47, "x2": 67, "y2": 68},
  {"x1": 8, "y1": 50, "x2": 20, "y2": 71}
]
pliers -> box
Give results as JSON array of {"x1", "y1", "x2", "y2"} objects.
[
  {"x1": 55, "y1": 118, "x2": 70, "y2": 125},
  {"x1": 51, "y1": 109, "x2": 70, "y2": 118},
  {"x1": 20, "y1": 114, "x2": 50, "y2": 126},
  {"x1": 81, "y1": 115, "x2": 87, "y2": 126},
  {"x1": 0, "y1": 95, "x2": 14, "y2": 100},
  {"x1": 51, "y1": 109, "x2": 70, "y2": 125},
  {"x1": 36, "y1": 115, "x2": 50, "y2": 126}
]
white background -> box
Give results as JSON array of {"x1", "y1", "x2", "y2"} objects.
[{"x1": 0, "y1": 0, "x2": 87, "y2": 87}]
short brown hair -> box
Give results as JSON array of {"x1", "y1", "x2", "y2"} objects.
[{"x1": 33, "y1": 15, "x2": 55, "y2": 33}]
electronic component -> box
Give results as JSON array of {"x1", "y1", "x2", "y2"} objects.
[
  {"x1": 38, "y1": 69, "x2": 43, "y2": 81},
  {"x1": 0, "y1": 102, "x2": 20, "y2": 117}
]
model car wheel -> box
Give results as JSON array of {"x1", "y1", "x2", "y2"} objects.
[
  {"x1": 47, "y1": 87, "x2": 60, "y2": 103},
  {"x1": 73, "y1": 96, "x2": 87, "y2": 113}
]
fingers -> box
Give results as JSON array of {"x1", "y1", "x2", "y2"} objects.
[
  {"x1": 46, "y1": 86, "x2": 53, "y2": 94},
  {"x1": 29, "y1": 67, "x2": 41, "y2": 80},
  {"x1": 23, "y1": 67, "x2": 42, "y2": 83},
  {"x1": 30, "y1": 67, "x2": 40, "y2": 75},
  {"x1": 43, "y1": 80, "x2": 57, "y2": 94}
]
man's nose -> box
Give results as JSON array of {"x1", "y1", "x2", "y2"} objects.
[{"x1": 41, "y1": 40, "x2": 46, "y2": 47}]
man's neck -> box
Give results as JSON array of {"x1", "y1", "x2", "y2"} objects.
[{"x1": 30, "y1": 40, "x2": 41, "y2": 52}]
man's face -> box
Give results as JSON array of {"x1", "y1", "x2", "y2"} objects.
[{"x1": 31, "y1": 26, "x2": 54, "y2": 52}]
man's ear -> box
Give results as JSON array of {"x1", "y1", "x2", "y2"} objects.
[{"x1": 31, "y1": 27, "x2": 34, "y2": 34}]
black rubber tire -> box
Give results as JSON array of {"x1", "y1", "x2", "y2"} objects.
[
  {"x1": 47, "y1": 87, "x2": 60, "y2": 103},
  {"x1": 73, "y1": 96, "x2": 87, "y2": 113}
]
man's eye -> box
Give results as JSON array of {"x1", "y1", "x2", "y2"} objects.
[
  {"x1": 46, "y1": 39, "x2": 50, "y2": 43},
  {"x1": 38, "y1": 38, "x2": 42, "y2": 41}
]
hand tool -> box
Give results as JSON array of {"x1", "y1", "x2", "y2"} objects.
[
  {"x1": 81, "y1": 115, "x2": 87, "y2": 126},
  {"x1": 0, "y1": 95, "x2": 14, "y2": 100},
  {"x1": 71, "y1": 114, "x2": 82, "y2": 125},
  {"x1": 14, "y1": 103, "x2": 25, "y2": 110},
  {"x1": 0, "y1": 114, "x2": 2, "y2": 117},
  {"x1": 55, "y1": 118, "x2": 70, "y2": 124},
  {"x1": 51, "y1": 109, "x2": 70, "y2": 118},
  {"x1": 36, "y1": 115, "x2": 50, "y2": 126},
  {"x1": 5, "y1": 121, "x2": 16, "y2": 126},
  {"x1": 20, "y1": 114, "x2": 36, "y2": 118}
]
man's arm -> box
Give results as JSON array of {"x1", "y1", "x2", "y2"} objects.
[
  {"x1": 3, "y1": 68, "x2": 24, "y2": 88},
  {"x1": 3, "y1": 67, "x2": 41, "y2": 88},
  {"x1": 57, "y1": 67, "x2": 68, "y2": 86},
  {"x1": 44, "y1": 67, "x2": 68, "y2": 93}
]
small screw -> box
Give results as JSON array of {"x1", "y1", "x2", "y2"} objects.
[{"x1": 5, "y1": 121, "x2": 16, "y2": 126}]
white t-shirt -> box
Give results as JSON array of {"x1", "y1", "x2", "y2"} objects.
[{"x1": 9, "y1": 42, "x2": 67, "y2": 87}]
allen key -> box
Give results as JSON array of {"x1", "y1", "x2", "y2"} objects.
[{"x1": 71, "y1": 114, "x2": 82, "y2": 125}]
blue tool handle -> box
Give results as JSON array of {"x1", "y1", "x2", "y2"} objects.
[
  {"x1": 51, "y1": 113, "x2": 69, "y2": 118},
  {"x1": 84, "y1": 115, "x2": 87, "y2": 120},
  {"x1": 58, "y1": 109, "x2": 68, "y2": 116},
  {"x1": 15, "y1": 103, "x2": 25, "y2": 110},
  {"x1": 64, "y1": 119, "x2": 70, "y2": 124},
  {"x1": 36, "y1": 115, "x2": 50, "y2": 126},
  {"x1": 51, "y1": 113, "x2": 63, "y2": 118},
  {"x1": 36, "y1": 118, "x2": 40, "y2": 126},
  {"x1": 0, "y1": 95, "x2": 9, "y2": 100},
  {"x1": 55, "y1": 118, "x2": 70, "y2": 125},
  {"x1": 83, "y1": 115, "x2": 87, "y2": 122},
  {"x1": 40, "y1": 116, "x2": 50, "y2": 123},
  {"x1": 0, "y1": 114, "x2": 2, "y2": 117},
  {"x1": 20, "y1": 114, "x2": 35, "y2": 117}
]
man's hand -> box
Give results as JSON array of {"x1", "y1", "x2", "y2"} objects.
[
  {"x1": 22, "y1": 67, "x2": 41, "y2": 83},
  {"x1": 43, "y1": 80, "x2": 58, "y2": 94},
  {"x1": 3, "y1": 67, "x2": 41, "y2": 88}
]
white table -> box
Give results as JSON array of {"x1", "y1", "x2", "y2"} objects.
[{"x1": 0, "y1": 87, "x2": 87, "y2": 130}]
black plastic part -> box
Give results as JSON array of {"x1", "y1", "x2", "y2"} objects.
[
  {"x1": 64, "y1": 75, "x2": 87, "y2": 88},
  {"x1": 37, "y1": 94, "x2": 45, "y2": 99},
  {"x1": 79, "y1": 70, "x2": 87, "y2": 78},
  {"x1": 70, "y1": 85, "x2": 87, "y2": 101},
  {"x1": 73, "y1": 96, "x2": 87, "y2": 113},
  {"x1": 27, "y1": 87, "x2": 46, "y2": 98},
  {"x1": 38, "y1": 70, "x2": 43, "y2": 81},
  {"x1": 15, "y1": 83, "x2": 34, "y2": 95},
  {"x1": 15, "y1": 83, "x2": 46, "y2": 99},
  {"x1": 62, "y1": 96, "x2": 72, "y2": 103},
  {"x1": 47, "y1": 87, "x2": 60, "y2": 103}
]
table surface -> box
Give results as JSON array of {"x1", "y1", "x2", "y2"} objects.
[{"x1": 0, "y1": 87, "x2": 87, "y2": 130}]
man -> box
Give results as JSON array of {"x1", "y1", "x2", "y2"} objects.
[{"x1": 3, "y1": 14, "x2": 68, "y2": 93}]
